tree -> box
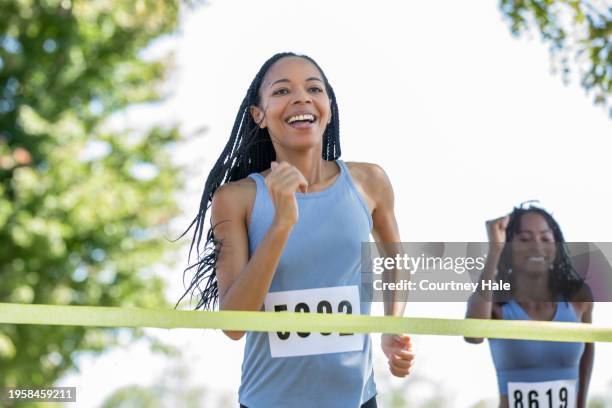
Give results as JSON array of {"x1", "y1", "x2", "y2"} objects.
[
  {"x1": 0, "y1": 0, "x2": 183, "y2": 401},
  {"x1": 499, "y1": 0, "x2": 610, "y2": 116}
]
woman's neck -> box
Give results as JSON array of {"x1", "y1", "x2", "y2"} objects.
[
  {"x1": 512, "y1": 272, "x2": 553, "y2": 303},
  {"x1": 275, "y1": 147, "x2": 330, "y2": 186}
]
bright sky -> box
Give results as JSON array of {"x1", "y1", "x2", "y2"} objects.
[{"x1": 59, "y1": 1, "x2": 612, "y2": 407}]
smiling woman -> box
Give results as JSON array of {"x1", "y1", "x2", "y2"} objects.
[
  {"x1": 465, "y1": 204, "x2": 594, "y2": 408},
  {"x1": 249, "y1": 57, "x2": 333, "y2": 159},
  {"x1": 177, "y1": 52, "x2": 414, "y2": 408}
]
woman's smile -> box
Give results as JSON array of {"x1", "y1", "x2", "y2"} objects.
[{"x1": 285, "y1": 112, "x2": 318, "y2": 130}]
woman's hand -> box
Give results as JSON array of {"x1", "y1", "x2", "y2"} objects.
[
  {"x1": 381, "y1": 333, "x2": 414, "y2": 378},
  {"x1": 264, "y1": 161, "x2": 308, "y2": 229},
  {"x1": 486, "y1": 215, "x2": 509, "y2": 252}
]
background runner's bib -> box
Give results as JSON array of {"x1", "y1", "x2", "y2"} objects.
[
  {"x1": 508, "y1": 380, "x2": 576, "y2": 408},
  {"x1": 239, "y1": 160, "x2": 376, "y2": 408},
  {"x1": 264, "y1": 286, "x2": 364, "y2": 357}
]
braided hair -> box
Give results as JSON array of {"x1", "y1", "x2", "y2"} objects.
[
  {"x1": 176, "y1": 52, "x2": 341, "y2": 310},
  {"x1": 495, "y1": 203, "x2": 585, "y2": 303}
]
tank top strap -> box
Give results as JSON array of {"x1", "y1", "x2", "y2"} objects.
[
  {"x1": 336, "y1": 159, "x2": 352, "y2": 187},
  {"x1": 502, "y1": 300, "x2": 522, "y2": 320},
  {"x1": 557, "y1": 300, "x2": 578, "y2": 321},
  {"x1": 247, "y1": 171, "x2": 264, "y2": 185},
  {"x1": 247, "y1": 172, "x2": 269, "y2": 229},
  {"x1": 336, "y1": 158, "x2": 349, "y2": 174},
  {"x1": 335, "y1": 159, "x2": 373, "y2": 230}
]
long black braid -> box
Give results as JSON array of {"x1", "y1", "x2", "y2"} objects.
[
  {"x1": 176, "y1": 52, "x2": 342, "y2": 310},
  {"x1": 494, "y1": 204, "x2": 585, "y2": 303}
]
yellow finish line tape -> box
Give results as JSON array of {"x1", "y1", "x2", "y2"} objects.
[{"x1": 0, "y1": 303, "x2": 610, "y2": 343}]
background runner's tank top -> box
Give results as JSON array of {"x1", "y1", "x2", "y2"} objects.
[
  {"x1": 238, "y1": 159, "x2": 376, "y2": 408},
  {"x1": 488, "y1": 300, "x2": 584, "y2": 395}
]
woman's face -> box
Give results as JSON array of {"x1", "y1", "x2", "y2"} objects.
[
  {"x1": 510, "y1": 212, "x2": 557, "y2": 277},
  {"x1": 251, "y1": 57, "x2": 331, "y2": 152}
]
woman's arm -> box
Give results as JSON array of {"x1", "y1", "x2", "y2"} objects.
[
  {"x1": 353, "y1": 162, "x2": 414, "y2": 378},
  {"x1": 212, "y1": 182, "x2": 290, "y2": 340},
  {"x1": 464, "y1": 216, "x2": 508, "y2": 343},
  {"x1": 464, "y1": 245, "x2": 503, "y2": 343},
  {"x1": 577, "y1": 301, "x2": 594, "y2": 408},
  {"x1": 214, "y1": 162, "x2": 308, "y2": 340},
  {"x1": 366, "y1": 164, "x2": 405, "y2": 317}
]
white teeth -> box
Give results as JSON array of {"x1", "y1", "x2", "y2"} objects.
[
  {"x1": 528, "y1": 256, "x2": 545, "y2": 262},
  {"x1": 287, "y1": 114, "x2": 315, "y2": 124}
]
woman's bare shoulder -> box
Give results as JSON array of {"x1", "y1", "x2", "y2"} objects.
[
  {"x1": 570, "y1": 283, "x2": 594, "y2": 319},
  {"x1": 345, "y1": 162, "x2": 390, "y2": 194},
  {"x1": 345, "y1": 161, "x2": 387, "y2": 184},
  {"x1": 211, "y1": 177, "x2": 257, "y2": 219}
]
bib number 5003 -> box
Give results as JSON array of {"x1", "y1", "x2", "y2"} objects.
[
  {"x1": 273, "y1": 299, "x2": 353, "y2": 339},
  {"x1": 263, "y1": 286, "x2": 364, "y2": 358}
]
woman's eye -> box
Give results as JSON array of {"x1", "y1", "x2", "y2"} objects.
[
  {"x1": 272, "y1": 88, "x2": 289, "y2": 96},
  {"x1": 308, "y1": 87, "x2": 323, "y2": 93}
]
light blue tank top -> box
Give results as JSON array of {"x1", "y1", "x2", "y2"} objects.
[
  {"x1": 488, "y1": 300, "x2": 584, "y2": 395},
  {"x1": 238, "y1": 160, "x2": 377, "y2": 408}
]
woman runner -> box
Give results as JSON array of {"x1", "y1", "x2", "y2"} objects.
[
  {"x1": 465, "y1": 204, "x2": 594, "y2": 408},
  {"x1": 180, "y1": 52, "x2": 414, "y2": 408}
]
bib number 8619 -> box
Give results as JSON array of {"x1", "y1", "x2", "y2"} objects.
[
  {"x1": 273, "y1": 299, "x2": 353, "y2": 340},
  {"x1": 513, "y1": 387, "x2": 568, "y2": 408},
  {"x1": 508, "y1": 380, "x2": 575, "y2": 408}
]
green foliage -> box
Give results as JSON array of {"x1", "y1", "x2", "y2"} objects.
[
  {"x1": 0, "y1": 0, "x2": 183, "y2": 398},
  {"x1": 499, "y1": 0, "x2": 610, "y2": 115}
]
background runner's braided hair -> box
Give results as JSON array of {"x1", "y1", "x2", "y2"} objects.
[
  {"x1": 176, "y1": 52, "x2": 342, "y2": 310},
  {"x1": 495, "y1": 204, "x2": 585, "y2": 303}
]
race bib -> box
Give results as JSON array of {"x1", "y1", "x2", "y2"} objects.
[
  {"x1": 264, "y1": 286, "x2": 364, "y2": 358},
  {"x1": 508, "y1": 379, "x2": 576, "y2": 408}
]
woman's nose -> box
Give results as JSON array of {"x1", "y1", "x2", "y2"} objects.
[
  {"x1": 292, "y1": 88, "x2": 312, "y2": 104},
  {"x1": 531, "y1": 239, "x2": 553, "y2": 252}
]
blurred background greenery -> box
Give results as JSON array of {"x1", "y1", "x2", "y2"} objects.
[
  {"x1": 0, "y1": 0, "x2": 609, "y2": 407},
  {"x1": 499, "y1": 0, "x2": 609, "y2": 112},
  {"x1": 0, "y1": 1, "x2": 184, "y2": 405}
]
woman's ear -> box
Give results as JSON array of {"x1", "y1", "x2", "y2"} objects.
[{"x1": 250, "y1": 105, "x2": 266, "y2": 129}]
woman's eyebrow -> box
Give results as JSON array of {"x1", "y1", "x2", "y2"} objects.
[
  {"x1": 270, "y1": 78, "x2": 290, "y2": 87},
  {"x1": 269, "y1": 77, "x2": 323, "y2": 87},
  {"x1": 517, "y1": 229, "x2": 552, "y2": 234}
]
